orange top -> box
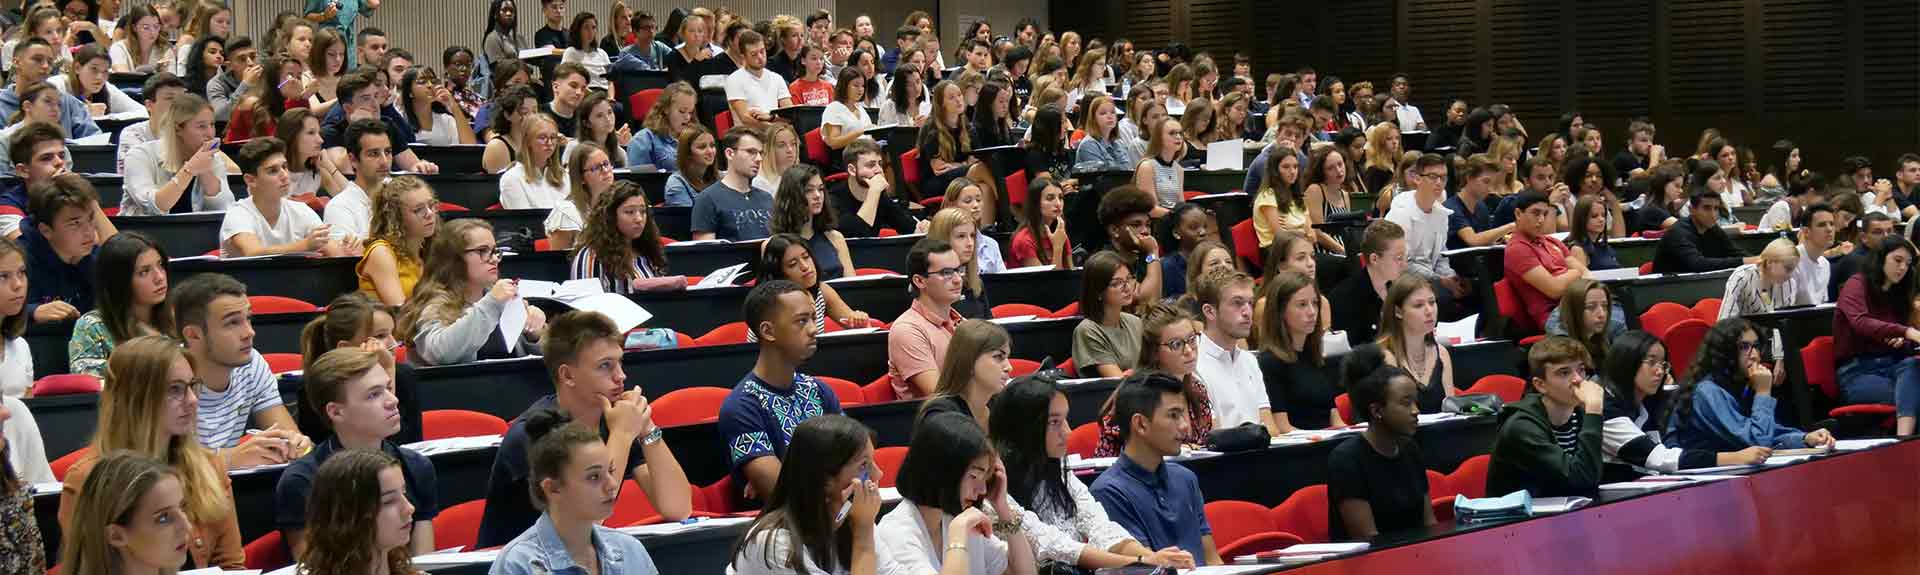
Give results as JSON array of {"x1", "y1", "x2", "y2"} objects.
[{"x1": 58, "y1": 452, "x2": 245, "y2": 570}]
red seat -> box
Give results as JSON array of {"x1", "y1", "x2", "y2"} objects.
[
  {"x1": 1690, "y1": 298, "x2": 1722, "y2": 322},
  {"x1": 1464, "y1": 374, "x2": 1526, "y2": 403},
  {"x1": 1334, "y1": 393, "x2": 1353, "y2": 425},
  {"x1": 899, "y1": 149, "x2": 923, "y2": 194},
  {"x1": 1205, "y1": 500, "x2": 1281, "y2": 554},
  {"x1": 628, "y1": 88, "x2": 663, "y2": 125},
  {"x1": 674, "y1": 331, "x2": 696, "y2": 348},
  {"x1": 533, "y1": 238, "x2": 554, "y2": 251},
  {"x1": 877, "y1": 228, "x2": 898, "y2": 237},
  {"x1": 1067, "y1": 422, "x2": 1101, "y2": 460},
  {"x1": 1425, "y1": 469, "x2": 1453, "y2": 498},
  {"x1": 1004, "y1": 170, "x2": 1030, "y2": 209},
  {"x1": 50, "y1": 446, "x2": 92, "y2": 481},
  {"x1": 1218, "y1": 530, "x2": 1307, "y2": 558},
  {"x1": 608, "y1": 479, "x2": 665, "y2": 527},
  {"x1": 1230, "y1": 220, "x2": 1262, "y2": 270},
  {"x1": 803, "y1": 128, "x2": 830, "y2": 166},
  {"x1": 249, "y1": 295, "x2": 319, "y2": 315},
  {"x1": 659, "y1": 236, "x2": 677, "y2": 246},
  {"x1": 486, "y1": 203, "x2": 503, "y2": 211},
  {"x1": 992, "y1": 303, "x2": 1052, "y2": 318},
  {"x1": 919, "y1": 196, "x2": 945, "y2": 209},
  {"x1": 714, "y1": 110, "x2": 733, "y2": 136},
  {"x1": 694, "y1": 476, "x2": 741, "y2": 514},
  {"x1": 1802, "y1": 336, "x2": 1897, "y2": 420},
  {"x1": 651, "y1": 387, "x2": 733, "y2": 427},
  {"x1": 815, "y1": 376, "x2": 866, "y2": 407},
  {"x1": 1009, "y1": 358, "x2": 1042, "y2": 377},
  {"x1": 263, "y1": 353, "x2": 303, "y2": 374},
  {"x1": 1492, "y1": 279, "x2": 1538, "y2": 337},
  {"x1": 1448, "y1": 454, "x2": 1491, "y2": 499},
  {"x1": 1662, "y1": 319, "x2": 1712, "y2": 379},
  {"x1": 862, "y1": 375, "x2": 898, "y2": 404},
  {"x1": 392, "y1": 345, "x2": 409, "y2": 364},
  {"x1": 1639, "y1": 302, "x2": 1694, "y2": 340},
  {"x1": 1055, "y1": 358, "x2": 1077, "y2": 377},
  {"x1": 437, "y1": 202, "x2": 468, "y2": 212},
  {"x1": 431, "y1": 499, "x2": 485, "y2": 552},
  {"x1": 1183, "y1": 190, "x2": 1205, "y2": 201},
  {"x1": 873, "y1": 446, "x2": 908, "y2": 488},
  {"x1": 1268, "y1": 484, "x2": 1330, "y2": 543},
  {"x1": 1519, "y1": 335, "x2": 1545, "y2": 346},
  {"x1": 31, "y1": 374, "x2": 100, "y2": 397},
  {"x1": 1048, "y1": 302, "x2": 1081, "y2": 318},
  {"x1": 854, "y1": 267, "x2": 896, "y2": 276},
  {"x1": 1639, "y1": 261, "x2": 1655, "y2": 274},
  {"x1": 695, "y1": 322, "x2": 752, "y2": 346},
  {"x1": 242, "y1": 531, "x2": 292, "y2": 570},
  {"x1": 422, "y1": 410, "x2": 509, "y2": 440}
]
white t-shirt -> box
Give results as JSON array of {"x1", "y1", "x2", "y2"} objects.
[
  {"x1": 1196, "y1": 333, "x2": 1270, "y2": 429},
  {"x1": 500, "y1": 163, "x2": 569, "y2": 210},
  {"x1": 1396, "y1": 102, "x2": 1426, "y2": 132},
  {"x1": 415, "y1": 113, "x2": 461, "y2": 146},
  {"x1": 323, "y1": 182, "x2": 374, "y2": 241},
  {"x1": 1791, "y1": 244, "x2": 1830, "y2": 307},
  {"x1": 562, "y1": 47, "x2": 613, "y2": 91},
  {"x1": 725, "y1": 67, "x2": 792, "y2": 113},
  {"x1": 196, "y1": 350, "x2": 285, "y2": 449},
  {"x1": 544, "y1": 199, "x2": 583, "y2": 236},
  {"x1": 729, "y1": 528, "x2": 844, "y2": 575},
  {"x1": 822, "y1": 101, "x2": 873, "y2": 136},
  {"x1": 877, "y1": 99, "x2": 929, "y2": 126},
  {"x1": 219, "y1": 197, "x2": 325, "y2": 257},
  {"x1": 875, "y1": 502, "x2": 1009, "y2": 575},
  {"x1": 116, "y1": 120, "x2": 156, "y2": 173},
  {"x1": 1383, "y1": 191, "x2": 1457, "y2": 279},
  {"x1": 0, "y1": 337, "x2": 30, "y2": 399},
  {"x1": 1758, "y1": 199, "x2": 1794, "y2": 231}
]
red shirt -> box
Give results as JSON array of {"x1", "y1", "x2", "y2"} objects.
[
  {"x1": 789, "y1": 79, "x2": 833, "y2": 106},
  {"x1": 1008, "y1": 226, "x2": 1072, "y2": 266},
  {"x1": 1503, "y1": 232, "x2": 1570, "y2": 333}
]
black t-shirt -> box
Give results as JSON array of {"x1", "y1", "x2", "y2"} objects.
[
  {"x1": 534, "y1": 26, "x2": 569, "y2": 50},
  {"x1": 274, "y1": 438, "x2": 439, "y2": 532},
  {"x1": 1329, "y1": 272, "x2": 1384, "y2": 347},
  {"x1": 828, "y1": 182, "x2": 917, "y2": 238},
  {"x1": 474, "y1": 395, "x2": 649, "y2": 547},
  {"x1": 1326, "y1": 435, "x2": 1429, "y2": 541},
  {"x1": 1257, "y1": 351, "x2": 1340, "y2": 430}
]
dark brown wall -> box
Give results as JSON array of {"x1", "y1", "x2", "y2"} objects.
[{"x1": 1054, "y1": 0, "x2": 1920, "y2": 172}]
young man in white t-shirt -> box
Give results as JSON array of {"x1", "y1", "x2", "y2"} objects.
[
  {"x1": 724, "y1": 29, "x2": 792, "y2": 130},
  {"x1": 323, "y1": 119, "x2": 392, "y2": 241},
  {"x1": 172, "y1": 273, "x2": 313, "y2": 468},
  {"x1": 220, "y1": 137, "x2": 356, "y2": 258}
]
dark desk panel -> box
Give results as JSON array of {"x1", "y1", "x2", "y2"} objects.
[
  {"x1": 171, "y1": 256, "x2": 362, "y2": 307},
  {"x1": 409, "y1": 144, "x2": 489, "y2": 175},
  {"x1": 112, "y1": 213, "x2": 225, "y2": 257},
  {"x1": 70, "y1": 144, "x2": 115, "y2": 175},
  {"x1": 1605, "y1": 268, "x2": 1738, "y2": 329}
]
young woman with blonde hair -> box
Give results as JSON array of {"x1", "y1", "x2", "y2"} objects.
[
  {"x1": 358, "y1": 176, "x2": 439, "y2": 306},
  {"x1": 56, "y1": 453, "x2": 187, "y2": 575}
]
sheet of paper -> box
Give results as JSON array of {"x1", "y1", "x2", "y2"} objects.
[
  {"x1": 1531, "y1": 496, "x2": 1591, "y2": 513},
  {"x1": 71, "y1": 132, "x2": 111, "y2": 145},
  {"x1": 993, "y1": 264, "x2": 1058, "y2": 274},
  {"x1": 1835, "y1": 438, "x2": 1898, "y2": 451},
  {"x1": 498, "y1": 297, "x2": 527, "y2": 353},
  {"x1": 1185, "y1": 565, "x2": 1287, "y2": 575},
  {"x1": 617, "y1": 516, "x2": 755, "y2": 537},
  {"x1": 1436, "y1": 314, "x2": 1477, "y2": 345},
  {"x1": 1418, "y1": 412, "x2": 1464, "y2": 425},
  {"x1": 104, "y1": 109, "x2": 149, "y2": 121},
  {"x1": 696, "y1": 263, "x2": 750, "y2": 288},
  {"x1": 410, "y1": 550, "x2": 500, "y2": 566},
  {"x1": 1588, "y1": 267, "x2": 1643, "y2": 282},
  {"x1": 518, "y1": 46, "x2": 557, "y2": 59},
  {"x1": 1203, "y1": 139, "x2": 1244, "y2": 171},
  {"x1": 567, "y1": 292, "x2": 653, "y2": 332}
]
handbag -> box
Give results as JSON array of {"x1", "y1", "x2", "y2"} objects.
[
  {"x1": 1206, "y1": 422, "x2": 1271, "y2": 452},
  {"x1": 1442, "y1": 393, "x2": 1504, "y2": 417}
]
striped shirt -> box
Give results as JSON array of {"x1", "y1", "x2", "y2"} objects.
[
  {"x1": 196, "y1": 350, "x2": 284, "y2": 449},
  {"x1": 1553, "y1": 414, "x2": 1583, "y2": 455},
  {"x1": 569, "y1": 246, "x2": 661, "y2": 294}
]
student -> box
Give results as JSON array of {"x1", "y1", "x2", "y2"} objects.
[
  {"x1": 1251, "y1": 143, "x2": 1316, "y2": 249},
  {"x1": 1486, "y1": 336, "x2": 1606, "y2": 498},
  {"x1": 829, "y1": 139, "x2": 920, "y2": 238},
  {"x1": 888, "y1": 238, "x2": 968, "y2": 399},
  {"x1": 720, "y1": 279, "x2": 844, "y2": 502},
  {"x1": 1190, "y1": 268, "x2": 1278, "y2": 435},
  {"x1": 1098, "y1": 186, "x2": 1165, "y2": 303},
  {"x1": 1156, "y1": 204, "x2": 1218, "y2": 301},
  {"x1": 1653, "y1": 190, "x2": 1760, "y2": 274},
  {"x1": 627, "y1": 81, "x2": 697, "y2": 171},
  {"x1": 319, "y1": 68, "x2": 439, "y2": 175},
  {"x1": 752, "y1": 235, "x2": 872, "y2": 342},
  {"x1": 1254, "y1": 232, "x2": 1333, "y2": 332},
  {"x1": 771, "y1": 165, "x2": 854, "y2": 281},
  {"x1": 0, "y1": 379, "x2": 45, "y2": 571},
  {"x1": 990, "y1": 377, "x2": 1196, "y2": 570},
  {"x1": 1760, "y1": 174, "x2": 1824, "y2": 232},
  {"x1": 693, "y1": 128, "x2": 776, "y2": 241},
  {"x1": 397, "y1": 219, "x2": 548, "y2": 365},
  {"x1": 728, "y1": 415, "x2": 882, "y2": 575},
  {"x1": 295, "y1": 450, "x2": 419, "y2": 575},
  {"x1": 571, "y1": 181, "x2": 671, "y2": 293},
  {"x1": 1330, "y1": 220, "x2": 1409, "y2": 346},
  {"x1": 23, "y1": 173, "x2": 115, "y2": 323},
  {"x1": 973, "y1": 81, "x2": 1018, "y2": 151},
  {"x1": 499, "y1": 114, "x2": 570, "y2": 210},
  {"x1": 1256, "y1": 271, "x2": 1341, "y2": 432},
  {"x1": 1090, "y1": 372, "x2": 1221, "y2": 564},
  {"x1": 475, "y1": 311, "x2": 694, "y2": 547},
  {"x1": 0, "y1": 38, "x2": 102, "y2": 140},
  {"x1": 1073, "y1": 251, "x2": 1144, "y2": 378},
  {"x1": 223, "y1": 53, "x2": 304, "y2": 142},
  {"x1": 822, "y1": 66, "x2": 877, "y2": 157},
  {"x1": 1546, "y1": 279, "x2": 1624, "y2": 364},
  {"x1": 537, "y1": 62, "x2": 591, "y2": 136},
  {"x1": 941, "y1": 179, "x2": 1007, "y2": 274},
  {"x1": 1790, "y1": 202, "x2": 1836, "y2": 306},
  {"x1": 876, "y1": 411, "x2": 1039, "y2": 575},
  {"x1": 205, "y1": 38, "x2": 256, "y2": 122},
  {"x1": 1025, "y1": 106, "x2": 1075, "y2": 192},
  {"x1": 480, "y1": 84, "x2": 540, "y2": 174},
  {"x1": 881, "y1": 63, "x2": 928, "y2": 127},
  {"x1": 171, "y1": 273, "x2": 314, "y2": 458},
  {"x1": 545, "y1": 143, "x2": 619, "y2": 251},
  {"x1": 109, "y1": 5, "x2": 171, "y2": 73},
  {"x1": 303, "y1": 27, "x2": 346, "y2": 113},
  {"x1": 276, "y1": 111, "x2": 354, "y2": 210},
  {"x1": 54, "y1": 45, "x2": 141, "y2": 117},
  {"x1": 755, "y1": 123, "x2": 803, "y2": 195},
  {"x1": 114, "y1": 74, "x2": 190, "y2": 174},
  {"x1": 357, "y1": 176, "x2": 437, "y2": 306},
  {"x1": 561, "y1": 13, "x2": 613, "y2": 91},
  {"x1": 1094, "y1": 304, "x2": 1214, "y2": 457},
  {"x1": 1327, "y1": 366, "x2": 1435, "y2": 540},
  {"x1": 122, "y1": 94, "x2": 236, "y2": 215},
  {"x1": 298, "y1": 292, "x2": 421, "y2": 441},
  {"x1": 1012, "y1": 175, "x2": 1073, "y2": 269},
  {"x1": 1717, "y1": 239, "x2": 1799, "y2": 356},
  {"x1": 56, "y1": 453, "x2": 193, "y2": 575},
  {"x1": 1374, "y1": 274, "x2": 1457, "y2": 414},
  {"x1": 67, "y1": 233, "x2": 171, "y2": 379},
  {"x1": 1832, "y1": 236, "x2": 1920, "y2": 436},
  {"x1": 568, "y1": 91, "x2": 625, "y2": 170},
  {"x1": 662, "y1": 125, "x2": 718, "y2": 208},
  {"x1": 220, "y1": 138, "x2": 352, "y2": 258},
  {"x1": 927, "y1": 207, "x2": 994, "y2": 319},
  {"x1": 919, "y1": 80, "x2": 998, "y2": 217},
  {"x1": 787, "y1": 45, "x2": 831, "y2": 106},
  {"x1": 1564, "y1": 196, "x2": 1620, "y2": 271},
  {"x1": 1664, "y1": 318, "x2": 1837, "y2": 451},
  {"x1": 60, "y1": 336, "x2": 245, "y2": 568},
  {"x1": 399, "y1": 66, "x2": 477, "y2": 147},
  {"x1": 1131, "y1": 118, "x2": 1184, "y2": 214},
  {"x1": 0, "y1": 236, "x2": 50, "y2": 484},
  {"x1": 725, "y1": 30, "x2": 793, "y2": 130},
  {"x1": 1384, "y1": 153, "x2": 1466, "y2": 315},
  {"x1": 1446, "y1": 154, "x2": 1517, "y2": 249},
  {"x1": 1503, "y1": 191, "x2": 1586, "y2": 335},
  {"x1": 489, "y1": 409, "x2": 661, "y2": 575},
  {"x1": 1599, "y1": 331, "x2": 1769, "y2": 482},
  {"x1": 1831, "y1": 210, "x2": 1893, "y2": 302},
  {"x1": 277, "y1": 346, "x2": 438, "y2": 556},
  {"x1": 917, "y1": 319, "x2": 1014, "y2": 431},
  {"x1": 613, "y1": 10, "x2": 673, "y2": 73}
]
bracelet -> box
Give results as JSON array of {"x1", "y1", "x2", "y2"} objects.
[
  {"x1": 945, "y1": 543, "x2": 968, "y2": 553},
  {"x1": 641, "y1": 427, "x2": 664, "y2": 445}
]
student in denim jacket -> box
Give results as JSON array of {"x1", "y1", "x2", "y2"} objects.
[{"x1": 490, "y1": 408, "x2": 660, "y2": 575}]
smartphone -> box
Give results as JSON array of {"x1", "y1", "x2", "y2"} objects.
[{"x1": 835, "y1": 466, "x2": 870, "y2": 523}]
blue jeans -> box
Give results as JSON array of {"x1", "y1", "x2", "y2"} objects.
[{"x1": 1836, "y1": 354, "x2": 1920, "y2": 417}]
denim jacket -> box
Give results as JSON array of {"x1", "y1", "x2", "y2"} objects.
[{"x1": 489, "y1": 513, "x2": 659, "y2": 575}]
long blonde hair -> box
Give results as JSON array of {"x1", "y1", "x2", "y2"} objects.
[
  {"x1": 398, "y1": 219, "x2": 493, "y2": 344},
  {"x1": 918, "y1": 319, "x2": 1010, "y2": 421},
  {"x1": 158, "y1": 93, "x2": 212, "y2": 173},
  {"x1": 94, "y1": 335, "x2": 230, "y2": 531},
  {"x1": 516, "y1": 114, "x2": 566, "y2": 187},
  {"x1": 1487, "y1": 134, "x2": 1526, "y2": 194},
  {"x1": 1364, "y1": 122, "x2": 1401, "y2": 174},
  {"x1": 58, "y1": 452, "x2": 182, "y2": 575},
  {"x1": 367, "y1": 176, "x2": 437, "y2": 266},
  {"x1": 927, "y1": 206, "x2": 983, "y2": 294}
]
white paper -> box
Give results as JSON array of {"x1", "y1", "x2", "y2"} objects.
[
  {"x1": 1065, "y1": 456, "x2": 1117, "y2": 470},
  {"x1": 104, "y1": 109, "x2": 149, "y2": 121},
  {"x1": 1600, "y1": 475, "x2": 1737, "y2": 491},
  {"x1": 1190, "y1": 192, "x2": 1249, "y2": 201},
  {"x1": 992, "y1": 264, "x2": 1058, "y2": 274},
  {"x1": 820, "y1": 326, "x2": 885, "y2": 337},
  {"x1": 825, "y1": 272, "x2": 901, "y2": 283},
  {"x1": 567, "y1": 293, "x2": 653, "y2": 332},
  {"x1": 228, "y1": 462, "x2": 291, "y2": 476},
  {"x1": 1418, "y1": 412, "x2": 1464, "y2": 425},
  {"x1": 617, "y1": 516, "x2": 755, "y2": 537},
  {"x1": 31, "y1": 481, "x2": 60, "y2": 495},
  {"x1": 403, "y1": 434, "x2": 503, "y2": 455},
  {"x1": 1436, "y1": 314, "x2": 1477, "y2": 345},
  {"x1": 987, "y1": 315, "x2": 1038, "y2": 325},
  {"x1": 1203, "y1": 139, "x2": 1244, "y2": 171},
  {"x1": 1185, "y1": 565, "x2": 1285, "y2": 575},
  {"x1": 695, "y1": 263, "x2": 750, "y2": 288},
  {"x1": 1835, "y1": 438, "x2": 1898, "y2": 451},
  {"x1": 518, "y1": 46, "x2": 557, "y2": 59},
  {"x1": 879, "y1": 486, "x2": 902, "y2": 504},
  {"x1": 498, "y1": 297, "x2": 528, "y2": 353},
  {"x1": 1269, "y1": 542, "x2": 1369, "y2": 556},
  {"x1": 1589, "y1": 267, "x2": 1644, "y2": 282},
  {"x1": 517, "y1": 277, "x2": 603, "y2": 301},
  {"x1": 410, "y1": 550, "x2": 500, "y2": 566},
  {"x1": 70, "y1": 132, "x2": 112, "y2": 145},
  {"x1": 1531, "y1": 496, "x2": 1591, "y2": 513}
]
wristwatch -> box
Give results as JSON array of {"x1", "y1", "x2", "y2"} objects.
[
  {"x1": 991, "y1": 514, "x2": 1023, "y2": 536},
  {"x1": 641, "y1": 427, "x2": 664, "y2": 445},
  {"x1": 1142, "y1": 253, "x2": 1158, "y2": 264}
]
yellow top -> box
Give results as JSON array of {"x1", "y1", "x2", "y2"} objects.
[{"x1": 357, "y1": 239, "x2": 421, "y2": 301}]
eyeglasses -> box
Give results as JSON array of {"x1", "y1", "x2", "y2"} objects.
[
  {"x1": 409, "y1": 203, "x2": 437, "y2": 219},
  {"x1": 535, "y1": 134, "x2": 562, "y2": 145},
  {"x1": 1159, "y1": 333, "x2": 1200, "y2": 352},
  {"x1": 920, "y1": 267, "x2": 965, "y2": 280},
  {"x1": 584, "y1": 161, "x2": 615, "y2": 175},
  {"x1": 1109, "y1": 276, "x2": 1138, "y2": 289},
  {"x1": 464, "y1": 246, "x2": 502, "y2": 261},
  {"x1": 1737, "y1": 340, "x2": 1760, "y2": 354}
]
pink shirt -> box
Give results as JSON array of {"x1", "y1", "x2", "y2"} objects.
[
  {"x1": 1503, "y1": 232, "x2": 1570, "y2": 334},
  {"x1": 887, "y1": 299, "x2": 964, "y2": 399}
]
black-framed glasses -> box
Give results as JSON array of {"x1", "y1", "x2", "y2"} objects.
[
  {"x1": 464, "y1": 246, "x2": 502, "y2": 261},
  {"x1": 1159, "y1": 333, "x2": 1200, "y2": 352},
  {"x1": 920, "y1": 267, "x2": 965, "y2": 280}
]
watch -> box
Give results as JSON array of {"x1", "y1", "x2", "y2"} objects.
[
  {"x1": 1142, "y1": 253, "x2": 1158, "y2": 264},
  {"x1": 991, "y1": 514, "x2": 1023, "y2": 536}
]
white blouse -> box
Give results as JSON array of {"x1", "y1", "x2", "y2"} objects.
[
  {"x1": 0, "y1": 337, "x2": 29, "y2": 399},
  {"x1": 1, "y1": 395, "x2": 52, "y2": 484},
  {"x1": 728, "y1": 527, "x2": 846, "y2": 575},
  {"x1": 499, "y1": 162, "x2": 569, "y2": 210},
  {"x1": 875, "y1": 502, "x2": 1009, "y2": 575},
  {"x1": 121, "y1": 138, "x2": 236, "y2": 215},
  {"x1": 1018, "y1": 471, "x2": 1137, "y2": 565}
]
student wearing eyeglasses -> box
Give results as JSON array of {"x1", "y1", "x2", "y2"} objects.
[
  {"x1": 1073, "y1": 251, "x2": 1144, "y2": 379},
  {"x1": 887, "y1": 238, "x2": 969, "y2": 400},
  {"x1": 397, "y1": 218, "x2": 547, "y2": 366},
  {"x1": 1094, "y1": 304, "x2": 1215, "y2": 457}
]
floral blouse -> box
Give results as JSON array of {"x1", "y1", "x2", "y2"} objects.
[
  {"x1": 0, "y1": 483, "x2": 45, "y2": 575},
  {"x1": 66, "y1": 310, "x2": 113, "y2": 379},
  {"x1": 1094, "y1": 374, "x2": 1216, "y2": 457}
]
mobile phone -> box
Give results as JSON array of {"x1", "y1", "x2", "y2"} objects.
[{"x1": 835, "y1": 466, "x2": 871, "y2": 523}]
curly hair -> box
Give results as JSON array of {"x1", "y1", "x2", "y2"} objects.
[
  {"x1": 398, "y1": 218, "x2": 492, "y2": 344},
  {"x1": 367, "y1": 175, "x2": 436, "y2": 264},
  {"x1": 300, "y1": 449, "x2": 412, "y2": 575},
  {"x1": 578, "y1": 180, "x2": 667, "y2": 282},
  {"x1": 1665, "y1": 318, "x2": 1756, "y2": 432}
]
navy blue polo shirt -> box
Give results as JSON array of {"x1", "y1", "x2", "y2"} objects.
[
  {"x1": 1090, "y1": 454, "x2": 1212, "y2": 558},
  {"x1": 273, "y1": 437, "x2": 439, "y2": 532},
  {"x1": 1443, "y1": 193, "x2": 1494, "y2": 250}
]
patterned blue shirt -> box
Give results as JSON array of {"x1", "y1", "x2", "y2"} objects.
[{"x1": 717, "y1": 372, "x2": 843, "y2": 484}]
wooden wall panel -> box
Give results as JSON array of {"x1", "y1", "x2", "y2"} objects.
[
  {"x1": 1571, "y1": 0, "x2": 1653, "y2": 119},
  {"x1": 1663, "y1": 0, "x2": 1747, "y2": 114},
  {"x1": 1862, "y1": 0, "x2": 1920, "y2": 110},
  {"x1": 1486, "y1": 0, "x2": 1560, "y2": 118},
  {"x1": 1761, "y1": 0, "x2": 1845, "y2": 111},
  {"x1": 1402, "y1": 0, "x2": 1479, "y2": 115}
]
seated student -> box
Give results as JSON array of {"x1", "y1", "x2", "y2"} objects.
[
  {"x1": 571, "y1": 181, "x2": 673, "y2": 293},
  {"x1": 319, "y1": 67, "x2": 440, "y2": 175},
  {"x1": 1098, "y1": 186, "x2": 1165, "y2": 303},
  {"x1": 542, "y1": 62, "x2": 592, "y2": 137},
  {"x1": 694, "y1": 127, "x2": 776, "y2": 241},
  {"x1": 1664, "y1": 318, "x2": 1836, "y2": 451},
  {"x1": 1652, "y1": 190, "x2": 1760, "y2": 274},
  {"x1": 1444, "y1": 154, "x2": 1516, "y2": 250},
  {"x1": 728, "y1": 414, "x2": 883, "y2": 575},
  {"x1": 279, "y1": 108, "x2": 355, "y2": 208},
  {"x1": 1074, "y1": 251, "x2": 1144, "y2": 379},
  {"x1": 662, "y1": 125, "x2": 718, "y2": 208},
  {"x1": 889, "y1": 238, "x2": 969, "y2": 399},
  {"x1": 942, "y1": 178, "x2": 1008, "y2": 273},
  {"x1": 1831, "y1": 211, "x2": 1894, "y2": 301},
  {"x1": 1599, "y1": 331, "x2": 1769, "y2": 483},
  {"x1": 829, "y1": 139, "x2": 920, "y2": 238},
  {"x1": 1254, "y1": 232, "x2": 1333, "y2": 332},
  {"x1": 0, "y1": 390, "x2": 47, "y2": 572},
  {"x1": 723, "y1": 30, "x2": 792, "y2": 131},
  {"x1": 499, "y1": 114, "x2": 570, "y2": 210},
  {"x1": 1835, "y1": 236, "x2": 1920, "y2": 435},
  {"x1": 119, "y1": 76, "x2": 194, "y2": 174},
  {"x1": 357, "y1": 176, "x2": 437, "y2": 306},
  {"x1": 1192, "y1": 268, "x2": 1279, "y2": 435},
  {"x1": 399, "y1": 66, "x2": 476, "y2": 148},
  {"x1": 172, "y1": 273, "x2": 313, "y2": 459},
  {"x1": 1256, "y1": 271, "x2": 1342, "y2": 432},
  {"x1": 68, "y1": 233, "x2": 171, "y2": 379},
  {"x1": 1565, "y1": 196, "x2": 1620, "y2": 270},
  {"x1": 325, "y1": 119, "x2": 398, "y2": 243},
  {"x1": 1163, "y1": 212, "x2": 1231, "y2": 307},
  {"x1": 1760, "y1": 174, "x2": 1825, "y2": 231},
  {"x1": 877, "y1": 411, "x2": 1039, "y2": 575},
  {"x1": 1376, "y1": 275, "x2": 1457, "y2": 413},
  {"x1": 1095, "y1": 304, "x2": 1216, "y2": 457},
  {"x1": 627, "y1": 81, "x2": 697, "y2": 171},
  {"x1": 277, "y1": 346, "x2": 437, "y2": 557},
  {"x1": 1791, "y1": 202, "x2": 1837, "y2": 306},
  {"x1": 220, "y1": 138, "x2": 354, "y2": 258},
  {"x1": 22, "y1": 173, "x2": 114, "y2": 323},
  {"x1": 1091, "y1": 372, "x2": 1222, "y2": 564},
  {"x1": 1487, "y1": 336, "x2": 1605, "y2": 498},
  {"x1": 545, "y1": 143, "x2": 620, "y2": 251},
  {"x1": 0, "y1": 237, "x2": 51, "y2": 484},
  {"x1": 917, "y1": 319, "x2": 1014, "y2": 430},
  {"x1": 480, "y1": 84, "x2": 540, "y2": 175},
  {"x1": 0, "y1": 85, "x2": 80, "y2": 186},
  {"x1": 52, "y1": 45, "x2": 140, "y2": 117},
  {"x1": 1385, "y1": 153, "x2": 1466, "y2": 317},
  {"x1": 205, "y1": 37, "x2": 256, "y2": 122},
  {"x1": 990, "y1": 377, "x2": 1197, "y2": 570},
  {"x1": 398, "y1": 219, "x2": 547, "y2": 365},
  {"x1": 719, "y1": 279, "x2": 844, "y2": 501},
  {"x1": 223, "y1": 53, "x2": 305, "y2": 143},
  {"x1": 55, "y1": 453, "x2": 190, "y2": 575},
  {"x1": 1717, "y1": 238, "x2": 1800, "y2": 356},
  {"x1": 490, "y1": 409, "x2": 661, "y2": 575},
  {"x1": 1546, "y1": 279, "x2": 1626, "y2": 364},
  {"x1": 60, "y1": 336, "x2": 246, "y2": 568},
  {"x1": 1328, "y1": 366, "x2": 1436, "y2": 541},
  {"x1": 1013, "y1": 175, "x2": 1074, "y2": 269},
  {"x1": 299, "y1": 292, "x2": 421, "y2": 443},
  {"x1": 1133, "y1": 117, "x2": 1185, "y2": 215},
  {"x1": 124, "y1": 94, "x2": 235, "y2": 217},
  {"x1": 1330, "y1": 220, "x2": 1409, "y2": 346},
  {"x1": 821, "y1": 67, "x2": 876, "y2": 158},
  {"x1": 771, "y1": 165, "x2": 855, "y2": 281},
  {"x1": 297, "y1": 450, "x2": 423, "y2": 575},
  {"x1": 475, "y1": 311, "x2": 693, "y2": 547},
  {"x1": 1630, "y1": 163, "x2": 1688, "y2": 235},
  {"x1": 755, "y1": 234, "x2": 872, "y2": 337},
  {"x1": 0, "y1": 38, "x2": 103, "y2": 141},
  {"x1": 1503, "y1": 191, "x2": 1587, "y2": 335}
]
